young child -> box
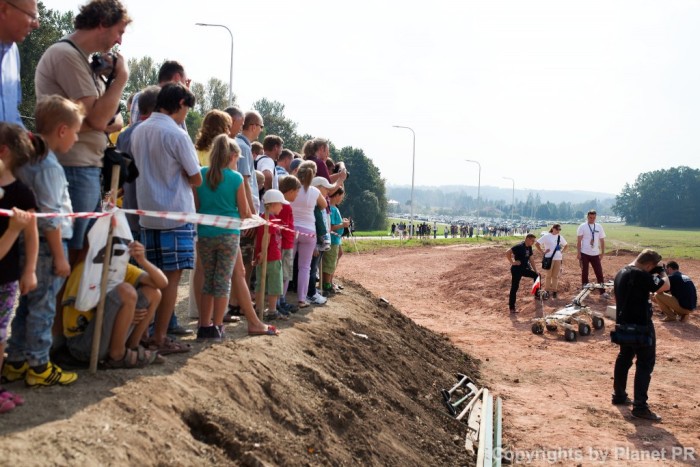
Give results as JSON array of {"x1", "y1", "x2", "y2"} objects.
[
  {"x1": 62, "y1": 241, "x2": 167, "y2": 366},
  {"x1": 277, "y1": 176, "x2": 301, "y2": 315},
  {"x1": 306, "y1": 176, "x2": 333, "y2": 304},
  {"x1": 193, "y1": 134, "x2": 247, "y2": 341},
  {"x1": 322, "y1": 187, "x2": 350, "y2": 295},
  {"x1": 3, "y1": 96, "x2": 82, "y2": 387},
  {"x1": 0, "y1": 123, "x2": 40, "y2": 412},
  {"x1": 254, "y1": 189, "x2": 288, "y2": 320}
]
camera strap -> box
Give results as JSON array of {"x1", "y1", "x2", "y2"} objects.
[{"x1": 58, "y1": 39, "x2": 103, "y2": 94}]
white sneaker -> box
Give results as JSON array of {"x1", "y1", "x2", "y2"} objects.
[
  {"x1": 308, "y1": 293, "x2": 327, "y2": 305},
  {"x1": 601, "y1": 292, "x2": 611, "y2": 299}
]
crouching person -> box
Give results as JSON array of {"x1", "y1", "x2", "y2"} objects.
[{"x1": 61, "y1": 241, "x2": 168, "y2": 368}]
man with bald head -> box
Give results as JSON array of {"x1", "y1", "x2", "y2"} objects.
[{"x1": 0, "y1": 0, "x2": 39, "y2": 124}]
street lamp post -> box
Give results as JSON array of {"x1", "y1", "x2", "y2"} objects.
[
  {"x1": 393, "y1": 125, "x2": 415, "y2": 238},
  {"x1": 503, "y1": 176, "x2": 515, "y2": 228},
  {"x1": 465, "y1": 159, "x2": 481, "y2": 239},
  {"x1": 195, "y1": 23, "x2": 234, "y2": 106}
]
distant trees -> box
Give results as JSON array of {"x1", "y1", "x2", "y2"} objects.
[
  {"x1": 386, "y1": 185, "x2": 614, "y2": 221},
  {"x1": 335, "y1": 147, "x2": 387, "y2": 230},
  {"x1": 17, "y1": 4, "x2": 389, "y2": 226},
  {"x1": 613, "y1": 166, "x2": 700, "y2": 227}
]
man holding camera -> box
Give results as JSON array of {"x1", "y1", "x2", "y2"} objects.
[
  {"x1": 653, "y1": 261, "x2": 696, "y2": 322},
  {"x1": 35, "y1": 0, "x2": 130, "y2": 261},
  {"x1": 612, "y1": 249, "x2": 670, "y2": 421}
]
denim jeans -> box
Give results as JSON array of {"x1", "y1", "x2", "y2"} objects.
[
  {"x1": 6, "y1": 240, "x2": 68, "y2": 367},
  {"x1": 63, "y1": 166, "x2": 101, "y2": 250}
]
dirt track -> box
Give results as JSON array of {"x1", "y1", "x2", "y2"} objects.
[
  {"x1": 339, "y1": 243, "x2": 700, "y2": 466},
  {"x1": 2, "y1": 242, "x2": 699, "y2": 466}
]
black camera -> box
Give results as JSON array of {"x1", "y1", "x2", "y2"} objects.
[
  {"x1": 90, "y1": 52, "x2": 114, "y2": 77},
  {"x1": 650, "y1": 264, "x2": 665, "y2": 275},
  {"x1": 333, "y1": 162, "x2": 349, "y2": 179}
]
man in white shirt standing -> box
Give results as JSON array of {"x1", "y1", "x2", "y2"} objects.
[{"x1": 577, "y1": 209, "x2": 609, "y2": 298}]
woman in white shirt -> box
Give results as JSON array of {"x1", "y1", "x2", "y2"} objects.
[{"x1": 535, "y1": 224, "x2": 567, "y2": 299}]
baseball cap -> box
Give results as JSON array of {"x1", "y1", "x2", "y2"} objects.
[
  {"x1": 311, "y1": 176, "x2": 334, "y2": 189},
  {"x1": 262, "y1": 189, "x2": 289, "y2": 205},
  {"x1": 290, "y1": 158, "x2": 302, "y2": 172}
]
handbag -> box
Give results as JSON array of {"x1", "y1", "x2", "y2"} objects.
[
  {"x1": 610, "y1": 323, "x2": 653, "y2": 347},
  {"x1": 541, "y1": 235, "x2": 560, "y2": 270}
]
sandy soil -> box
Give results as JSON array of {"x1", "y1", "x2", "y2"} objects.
[
  {"x1": 339, "y1": 243, "x2": 700, "y2": 466},
  {"x1": 1, "y1": 270, "x2": 479, "y2": 466},
  {"x1": 2, "y1": 243, "x2": 699, "y2": 466}
]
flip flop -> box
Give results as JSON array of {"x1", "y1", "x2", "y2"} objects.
[{"x1": 248, "y1": 325, "x2": 279, "y2": 336}]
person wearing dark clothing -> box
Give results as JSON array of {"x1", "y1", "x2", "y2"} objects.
[
  {"x1": 505, "y1": 233, "x2": 539, "y2": 313},
  {"x1": 612, "y1": 249, "x2": 669, "y2": 422},
  {"x1": 653, "y1": 261, "x2": 696, "y2": 322}
]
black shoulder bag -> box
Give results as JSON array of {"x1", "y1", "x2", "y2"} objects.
[
  {"x1": 610, "y1": 270, "x2": 653, "y2": 346},
  {"x1": 541, "y1": 235, "x2": 560, "y2": 270}
]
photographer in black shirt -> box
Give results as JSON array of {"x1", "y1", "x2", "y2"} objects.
[{"x1": 612, "y1": 249, "x2": 670, "y2": 421}]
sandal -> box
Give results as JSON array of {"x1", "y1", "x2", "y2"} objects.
[
  {"x1": 0, "y1": 388, "x2": 25, "y2": 406},
  {"x1": 145, "y1": 337, "x2": 192, "y2": 356},
  {"x1": 102, "y1": 347, "x2": 158, "y2": 369},
  {"x1": 298, "y1": 301, "x2": 310, "y2": 309}
]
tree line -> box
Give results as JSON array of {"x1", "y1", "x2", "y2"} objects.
[
  {"x1": 17, "y1": 2, "x2": 388, "y2": 230},
  {"x1": 613, "y1": 166, "x2": 700, "y2": 227}
]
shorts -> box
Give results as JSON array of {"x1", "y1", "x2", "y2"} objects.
[
  {"x1": 322, "y1": 244, "x2": 340, "y2": 274},
  {"x1": 66, "y1": 286, "x2": 149, "y2": 362},
  {"x1": 197, "y1": 234, "x2": 239, "y2": 298},
  {"x1": 281, "y1": 248, "x2": 294, "y2": 281},
  {"x1": 141, "y1": 223, "x2": 196, "y2": 271},
  {"x1": 63, "y1": 166, "x2": 102, "y2": 250},
  {"x1": 255, "y1": 260, "x2": 283, "y2": 296},
  {"x1": 0, "y1": 281, "x2": 19, "y2": 344}
]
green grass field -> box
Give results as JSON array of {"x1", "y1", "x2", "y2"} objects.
[{"x1": 350, "y1": 220, "x2": 700, "y2": 260}]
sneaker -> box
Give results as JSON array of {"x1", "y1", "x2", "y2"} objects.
[
  {"x1": 611, "y1": 396, "x2": 632, "y2": 405},
  {"x1": 276, "y1": 305, "x2": 291, "y2": 318},
  {"x1": 282, "y1": 302, "x2": 299, "y2": 314},
  {"x1": 1, "y1": 361, "x2": 29, "y2": 384},
  {"x1": 25, "y1": 362, "x2": 78, "y2": 387},
  {"x1": 601, "y1": 292, "x2": 611, "y2": 300},
  {"x1": 541, "y1": 291, "x2": 549, "y2": 300},
  {"x1": 308, "y1": 293, "x2": 327, "y2": 305},
  {"x1": 167, "y1": 324, "x2": 194, "y2": 336},
  {"x1": 551, "y1": 292, "x2": 558, "y2": 299},
  {"x1": 631, "y1": 408, "x2": 662, "y2": 422},
  {"x1": 509, "y1": 308, "x2": 519, "y2": 314},
  {"x1": 196, "y1": 325, "x2": 222, "y2": 343}
]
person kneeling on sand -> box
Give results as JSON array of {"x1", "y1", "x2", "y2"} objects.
[
  {"x1": 652, "y1": 261, "x2": 696, "y2": 322},
  {"x1": 61, "y1": 241, "x2": 168, "y2": 366}
]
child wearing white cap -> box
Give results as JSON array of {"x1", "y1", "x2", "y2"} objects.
[{"x1": 255, "y1": 190, "x2": 289, "y2": 320}]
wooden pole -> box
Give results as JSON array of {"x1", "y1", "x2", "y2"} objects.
[
  {"x1": 255, "y1": 212, "x2": 270, "y2": 321},
  {"x1": 90, "y1": 166, "x2": 120, "y2": 374}
]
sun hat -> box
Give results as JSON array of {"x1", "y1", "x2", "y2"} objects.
[{"x1": 262, "y1": 189, "x2": 289, "y2": 205}]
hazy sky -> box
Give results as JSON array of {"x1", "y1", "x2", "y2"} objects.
[{"x1": 40, "y1": 0, "x2": 700, "y2": 195}]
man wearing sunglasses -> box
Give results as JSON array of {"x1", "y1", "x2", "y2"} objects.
[{"x1": 0, "y1": 0, "x2": 39, "y2": 125}]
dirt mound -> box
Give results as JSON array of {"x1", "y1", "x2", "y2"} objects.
[{"x1": 1, "y1": 282, "x2": 479, "y2": 466}]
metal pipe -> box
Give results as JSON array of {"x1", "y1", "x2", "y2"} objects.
[
  {"x1": 195, "y1": 23, "x2": 234, "y2": 105},
  {"x1": 393, "y1": 125, "x2": 415, "y2": 238},
  {"x1": 465, "y1": 159, "x2": 481, "y2": 239}
]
